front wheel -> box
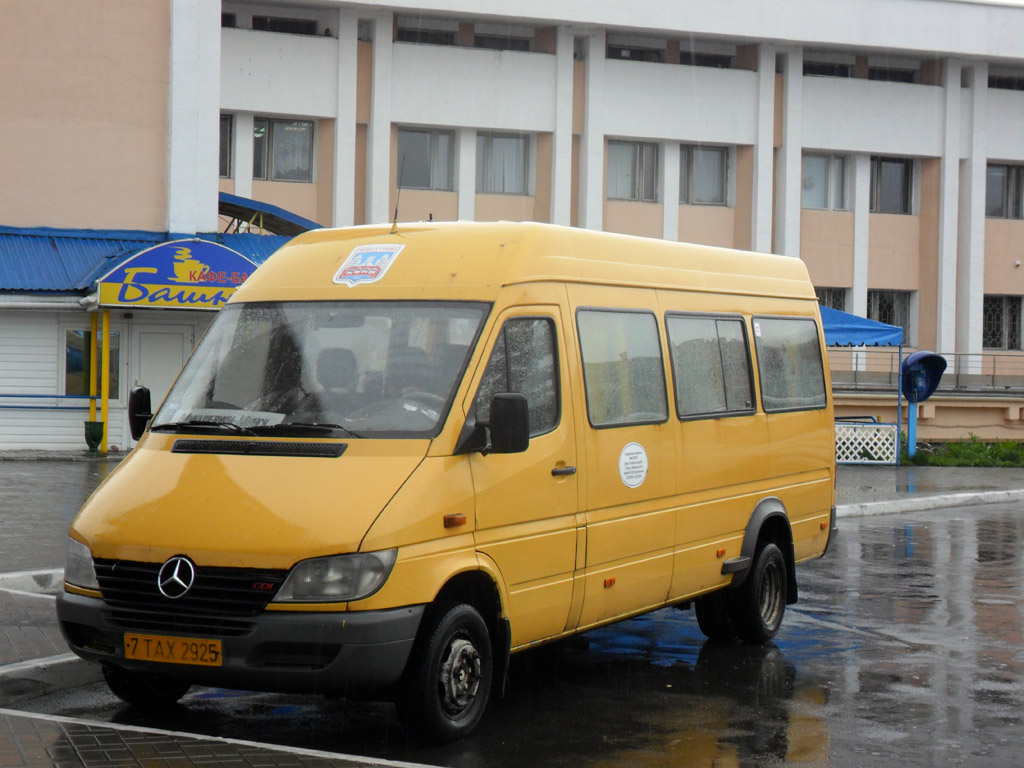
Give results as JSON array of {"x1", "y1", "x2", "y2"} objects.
[
  {"x1": 102, "y1": 667, "x2": 191, "y2": 709},
  {"x1": 728, "y1": 541, "x2": 788, "y2": 644},
  {"x1": 398, "y1": 603, "x2": 493, "y2": 743}
]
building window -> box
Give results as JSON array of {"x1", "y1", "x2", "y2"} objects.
[
  {"x1": 64, "y1": 329, "x2": 120, "y2": 400},
  {"x1": 666, "y1": 314, "x2": 754, "y2": 419},
  {"x1": 221, "y1": 13, "x2": 236, "y2": 28},
  {"x1": 219, "y1": 114, "x2": 232, "y2": 179},
  {"x1": 868, "y1": 290, "x2": 912, "y2": 342},
  {"x1": 870, "y1": 157, "x2": 913, "y2": 215},
  {"x1": 752, "y1": 317, "x2": 827, "y2": 413},
  {"x1": 253, "y1": 118, "x2": 314, "y2": 183},
  {"x1": 680, "y1": 145, "x2": 728, "y2": 205},
  {"x1": 986, "y1": 164, "x2": 1024, "y2": 219},
  {"x1": 802, "y1": 154, "x2": 847, "y2": 210},
  {"x1": 475, "y1": 318, "x2": 558, "y2": 436},
  {"x1": 607, "y1": 44, "x2": 664, "y2": 63},
  {"x1": 395, "y1": 17, "x2": 457, "y2": 46},
  {"x1": 868, "y1": 67, "x2": 918, "y2": 83},
  {"x1": 252, "y1": 16, "x2": 318, "y2": 36},
  {"x1": 989, "y1": 74, "x2": 1024, "y2": 91},
  {"x1": 679, "y1": 51, "x2": 733, "y2": 69},
  {"x1": 474, "y1": 24, "x2": 533, "y2": 52},
  {"x1": 816, "y1": 287, "x2": 846, "y2": 312},
  {"x1": 397, "y1": 128, "x2": 453, "y2": 191},
  {"x1": 608, "y1": 141, "x2": 658, "y2": 202},
  {"x1": 577, "y1": 309, "x2": 668, "y2": 427},
  {"x1": 476, "y1": 133, "x2": 529, "y2": 195},
  {"x1": 983, "y1": 295, "x2": 1022, "y2": 350},
  {"x1": 803, "y1": 61, "x2": 852, "y2": 78}
]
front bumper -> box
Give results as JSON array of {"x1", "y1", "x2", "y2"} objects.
[{"x1": 56, "y1": 591, "x2": 424, "y2": 698}]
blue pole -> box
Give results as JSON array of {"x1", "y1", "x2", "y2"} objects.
[{"x1": 907, "y1": 400, "x2": 917, "y2": 458}]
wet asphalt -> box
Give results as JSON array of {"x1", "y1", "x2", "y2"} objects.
[{"x1": 0, "y1": 456, "x2": 1022, "y2": 767}]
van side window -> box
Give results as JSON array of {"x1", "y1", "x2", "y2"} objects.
[
  {"x1": 474, "y1": 318, "x2": 558, "y2": 436},
  {"x1": 666, "y1": 315, "x2": 754, "y2": 418},
  {"x1": 752, "y1": 316, "x2": 827, "y2": 412},
  {"x1": 577, "y1": 309, "x2": 668, "y2": 427}
]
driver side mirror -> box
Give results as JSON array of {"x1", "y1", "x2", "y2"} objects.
[
  {"x1": 128, "y1": 386, "x2": 153, "y2": 440},
  {"x1": 488, "y1": 393, "x2": 529, "y2": 454}
]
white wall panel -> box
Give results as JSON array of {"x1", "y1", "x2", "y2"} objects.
[
  {"x1": 802, "y1": 77, "x2": 944, "y2": 157},
  {"x1": 987, "y1": 89, "x2": 1024, "y2": 162},
  {"x1": 602, "y1": 61, "x2": 758, "y2": 144},
  {"x1": 221, "y1": 28, "x2": 338, "y2": 117},
  {"x1": 390, "y1": 44, "x2": 557, "y2": 131}
]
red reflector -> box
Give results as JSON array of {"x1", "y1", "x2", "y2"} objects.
[
  {"x1": 716, "y1": 548, "x2": 726, "y2": 558},
  {"x1": 604, "y1": 577, "x2": 616, "y2": 588},
  {"x1": 444, "y1": 513, "x2": 467, "y2": 528},
  {"x1": 821, "y1": 522, "x2": 828, "y2": 530}
]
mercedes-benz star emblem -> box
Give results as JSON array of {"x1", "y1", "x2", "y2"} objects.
[{"x1": 157, "y1": 556, "x2": 196, "y2": 599}]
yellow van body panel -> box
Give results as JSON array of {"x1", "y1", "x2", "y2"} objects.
[{"x1": 69, "y1": 433, "x2": 428, "y2": 569}]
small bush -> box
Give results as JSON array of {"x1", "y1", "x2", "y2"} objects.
[{"x1": 900, "y1": 433, "x2": 1024, "y2": 467}]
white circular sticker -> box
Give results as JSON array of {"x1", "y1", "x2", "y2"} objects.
[{"x1": 618, "y1": 442, "x2": 649, "y2": 488}]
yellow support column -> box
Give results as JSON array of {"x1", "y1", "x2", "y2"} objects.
[
  {"x1": 100, "y1": 309, "x2": 110, "y2": 454},
  {"x1": 89, "y1": 313, "x2": 98, "y2": 421}
]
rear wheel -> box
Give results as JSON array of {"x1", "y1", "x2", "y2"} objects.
[
  {"x1": 727, "y1": 541, "x2": 787, "y2": 644},
  {"x1": 102, "y1": 667, "x2": 191, "y2": 709},
  {"x1": 398, "y1": 603, "x2": 493, "y2": 743},
  {"x1": 694, "y1": 591, "x2": 736, "y2": 641}
]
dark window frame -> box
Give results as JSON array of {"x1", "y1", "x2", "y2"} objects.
[
  {"x1": 665, "y1": 311, "x2": 756, "y2": 422},
  {"x1": 607, "y1": 140, "x2": 659, "y2": 203},
  {"x1": 219, "y1": 114, "x2": 232, "y2": 179},
  {"x1": 870, "y1": 156, "x2": 913, "y2": 215},
  {"x1": 252, "y1": 117, "x2": 315, "y2": 183},
  {"x1": 986, "y1": 163, "x2": 1024, "y2": 220},
  {"x1": 751, "y1": 315, "x2": 829, "y2": 415}
]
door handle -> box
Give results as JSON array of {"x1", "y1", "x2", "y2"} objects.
[{"x1": 551, "y1": 465, "x2": 577, "y2": 476}]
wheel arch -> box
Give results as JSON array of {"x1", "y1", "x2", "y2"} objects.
[{"x1": 728, "y1": 496, "x2": 798, "y2": 605}]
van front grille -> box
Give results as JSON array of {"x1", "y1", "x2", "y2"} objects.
[{"x1": 94, "y1": 559, "x2": 287, "y2": 622}]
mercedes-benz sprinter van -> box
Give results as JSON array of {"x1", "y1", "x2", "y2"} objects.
[{"x1": 57, "y1": 221, "x2": 836, "y2": 742}]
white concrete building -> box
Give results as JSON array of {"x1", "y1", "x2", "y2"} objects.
[{"x1": 2, "y1": 0, "x2": 1024, "y2": 449}]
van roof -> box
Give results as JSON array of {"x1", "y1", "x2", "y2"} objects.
[{"x1": 233, "y1": 221, "x2": 817, "y2": 304}]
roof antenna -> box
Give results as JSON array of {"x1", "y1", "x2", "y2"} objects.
[{"x1": 391, "y1": 155, "x2": 405, "y2": 235}]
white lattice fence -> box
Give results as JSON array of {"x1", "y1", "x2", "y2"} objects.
[{"x1": 835, "y1": 421, "x2": 899, "y2": 465}]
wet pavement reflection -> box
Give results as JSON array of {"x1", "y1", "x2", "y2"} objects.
[{"x1": 12, "y1": 500, "x2": 1021, "y2": 767}]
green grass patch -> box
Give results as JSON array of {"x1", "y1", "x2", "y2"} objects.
[{"x1": 902, "y1": 433, "x2": 1024, "y2": 467}]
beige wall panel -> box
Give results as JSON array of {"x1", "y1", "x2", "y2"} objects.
[
  {"x1": 733, "y1": 146, "x2": 754, "y2": 250},
  {"x1": 917, "y1": 158, "x2": 941, "y2": 351},
  {"x1": 571, "y1": 135, "x2": 580, "y2": 228},
  {"x1": 605, "y1": 201, "x2": 664, "y2": 239},
  {"x1": 1, "y1": 0, "x2": 170, "y2": 230},
  {"x1": 355, "y1": 124, "x2": 368, "y2": 225},
  {"x1": 357, "y1": 42, "x2": 373, "y2": 125},
  {"x1": 317, "y1": 119, "x2": 336, "y2": 228},
  {"x1": 475, "y1": 194, "x2": 538, "y2": 222},
  {"x1": 398, "y1": 190, "x2": 459, "y2": 222},
  {"x1": 801, "y1": 210, "x2": 854, "y2": 288},
  {"x1": 678, "y1": 205, "x2": 736, "y2": 248},
  {"x1": 534, "y1": 133, "x2": 553, "y2": 223},
  {"x1": 219, "y1": 179, "x2": 235, "y2": 194},
  {"x1": 984, "y1": 219, "x2": 1024, "y2": 295},
  {"x1": 868, "y1": 214, "x2": 920, "y2": 289},
  {"x1": 251, "y1": 181, "x2": 319, "y2": 225}
]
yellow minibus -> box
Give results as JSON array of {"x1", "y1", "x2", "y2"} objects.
[{"x1": 57, "y1": 221, "x2": 836, "y2": 742}]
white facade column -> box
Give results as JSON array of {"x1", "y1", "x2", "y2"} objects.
[
  {"x1": 662, "y1": 142, "x2": 680, "y2": 241},
  {"x1": 457, "y1": 128, "x2": 476, "y2": 221},
  {"x1": 551, "y1": 26, "x2": 575, "y2": 226},
  {"x1": 367, "y1": 12, "x2": 393, "y2": 224},
  {"x1": 333, "y1": 10, "x2": 359, "y2": 227},
  {"x1": 851, "y1": 153, "x2": 871, "y2": 318},
  {"x1": 958, "y1": 63, "x2": 988, "y2": 369},
  {"x1": 752, "y1": 44, "x2": 776, "y2": 253},
  {"x1": 579, "y1": 30, "x2": 606, "y2": 231},
  {"x1": 775, "y1": 47, "x2": 803, "y2": 257},
  {"x1": 232, "y1": 112, "x2": 254, "y2": 200},
  {"x1": 936, "y1": 58, "x2": 962, "y2": 356},
  {"x1": 167, "y1": 0, "x2": 221, "y2": 233}
]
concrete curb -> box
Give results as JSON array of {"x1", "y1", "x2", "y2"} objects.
[{"x1": 837, "y1": 488, "x2": 1024, "y2": 519}]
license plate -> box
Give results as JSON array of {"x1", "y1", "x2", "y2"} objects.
[{"x1": 123, "y1": 633, "x2": 223, "y2": 667}]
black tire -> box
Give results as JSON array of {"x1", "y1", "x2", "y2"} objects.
[
  {"x1": 398, "y1": 603, "x2": 493, "y2": 743},
  {"x1": 727, "y1": 542, "x2": 788, "y2": 644},
  {"x1": 694, "y1": 590, "x2": 736, "y2": 641},
  {"x1": 102, "y1": 666, "x2": 191, "y2": 709}
]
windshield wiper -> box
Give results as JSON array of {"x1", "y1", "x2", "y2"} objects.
[
  {"x1": 258, "y1": 422, "x2": 364, "y2": 439},
  {"x1": 151, "y1": 420, "x2": 258, "y2": 436}
]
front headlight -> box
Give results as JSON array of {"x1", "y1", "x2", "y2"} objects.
[
  {"x1": 64, "y1": 538, "x2": 100, "y2": 590},
  {"x1": 273, "y1": 549, "x2": 397, "y2": 603}
]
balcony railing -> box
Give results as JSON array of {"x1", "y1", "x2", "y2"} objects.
[{"x1": 827, "y1": 349, "x2": 1024, "y2": 393}]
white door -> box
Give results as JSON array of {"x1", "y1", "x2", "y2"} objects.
[{"x1": 129, "y1": 325, "x2": 195, "y2": 441}]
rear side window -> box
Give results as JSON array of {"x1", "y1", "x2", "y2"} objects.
[
  {"x1": 474, "y1": 317, "x2": 558, "y2": 436},
  {"x1": 577, "y1": 309, "x2": 668, "y2": 427},
  {"x1": 666, "y1": 314, "x2": 754, "y2": 418},
  {"x1": 752, "y1": 316, "x2": 827, "y2": 412}
]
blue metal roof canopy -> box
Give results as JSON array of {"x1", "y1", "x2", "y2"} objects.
[
  {"x1": 218, "y1": 192, "x2": 323, "y2": 236},
  {"x1": 820, "y1": 305, "x2": 904, "y2": 347}
]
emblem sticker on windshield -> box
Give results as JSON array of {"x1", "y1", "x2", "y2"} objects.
[{"x1": 334, "y1": 244, "x2": 404, "y2": 287}]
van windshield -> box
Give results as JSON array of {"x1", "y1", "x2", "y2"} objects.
[{"x1": 152, "y1": 301, "x2": 488, "y2": 438}]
